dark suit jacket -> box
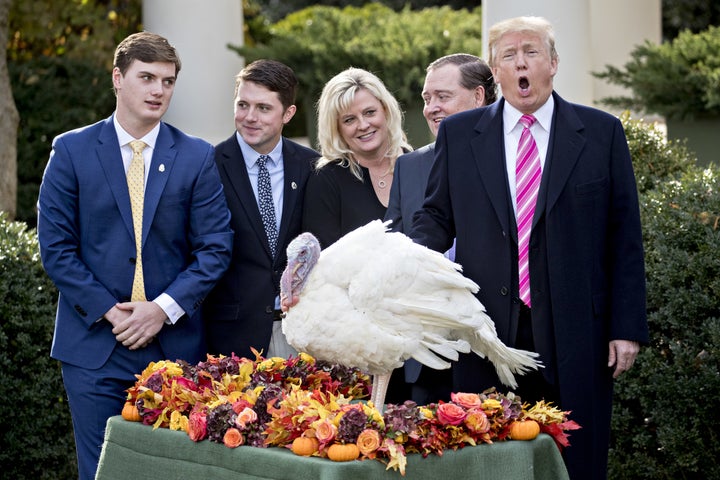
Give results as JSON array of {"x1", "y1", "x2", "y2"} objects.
[
  {"x1": 410, "y1": 93, "x2": 648, "y2": 479},
  {"x1": 205, "y1": 135, "x2": 318, "y2": 358},
  {"x1": 385, "y1": 143, "x2": 435, "y2": 235},
  {"x1": 38, "y1": 116, "x2": 234, "y2": 368}
]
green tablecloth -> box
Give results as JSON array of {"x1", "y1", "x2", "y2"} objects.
[{"x1": 96, "y1": 416, "x2": 569, "y2": 480}]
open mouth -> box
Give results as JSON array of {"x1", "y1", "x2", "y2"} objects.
[{"x1": 519, "y1": 76, "x2": 530, "y2": 92}]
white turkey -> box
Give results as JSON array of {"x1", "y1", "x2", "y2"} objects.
[{"x1": 279, "y1": 219, "x2": 541, "y2": 408}]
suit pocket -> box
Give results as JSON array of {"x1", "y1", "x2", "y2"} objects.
[{"x1": 576, "y1": 177, "x2": 608, "y2": 196}]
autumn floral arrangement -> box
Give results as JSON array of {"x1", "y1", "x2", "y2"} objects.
[{"x1": 122, "y1": 352, "x2": 579, "y2": 475}]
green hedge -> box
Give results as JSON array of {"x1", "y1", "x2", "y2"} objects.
[
  {"x1": 608, "y1": 165, "x2": 720, "y2": 479},
  {"x1": 0, "y1": 212, "x2": 76, "y2": 479}
]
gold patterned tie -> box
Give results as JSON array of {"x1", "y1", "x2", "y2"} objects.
[{"x1": 128, "y1": 140, "x2": 147, "y2": 301}]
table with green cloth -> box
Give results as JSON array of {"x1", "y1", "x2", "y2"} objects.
[{"x1": 96, "y1": 416, "x2": 569, "y2": 480}]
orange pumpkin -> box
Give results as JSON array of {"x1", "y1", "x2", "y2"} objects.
[
  {"x1": 121, "y1": 401, "x2": 141, "y2": 422},
  {"x1": 510, "y1": 419, "x2": 540, "y2": 441},
  {"x1": 291, "y1": 436, "x2": 320, "y2": 456},
  {"x1": 327, "y1": 443, "x2": 360, "y2": 462}
]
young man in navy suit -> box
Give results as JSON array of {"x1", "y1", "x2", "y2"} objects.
[
  {"x1": 409, "y1": 17, "x2": 648, "y2": 480},
  {"x1": 384, "y1": 53, "x2": 496, "y2": 405},
  {"x1": 37, "y1": 32, "x2": 233, "y2": 479},
  {"x1": 204, "y1": 60, "x2": 318, "y2": 359}
]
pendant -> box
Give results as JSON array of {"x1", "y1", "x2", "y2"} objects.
[{"x1": 378, "y1": 179, "x2": 387, "y2": 189}]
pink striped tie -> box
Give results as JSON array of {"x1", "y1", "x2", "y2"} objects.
[{"x1": 516, "y1": 114, "x2": 541, "y2": 307}]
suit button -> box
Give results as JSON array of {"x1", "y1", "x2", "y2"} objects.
[
  {"x1": 129, "y1": 257, "x2": 136, "y2": 264},
  {"x1": 74, "y1": 305, "x2": 87, "y2": 316},
  {"x1": 265, "y1": 306, "x2": 273, "y2": 314},
  {"x1": 500, "y1": 286, "x2": 509, "y2": 296}
]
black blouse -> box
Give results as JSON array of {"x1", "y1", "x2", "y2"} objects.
[{"x1": 302, "y1": 162, "x2": 386, "y2": 248}]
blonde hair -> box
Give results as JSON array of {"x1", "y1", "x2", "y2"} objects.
[
  {"x1": 488, "y1": 16, "x2": 558, "y2": 68},
  {"x1": 315, "y1": 67, "x2": 411, "y2": 180}
]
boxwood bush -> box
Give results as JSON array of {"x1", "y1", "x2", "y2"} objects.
[
  {"x1": 0, "y1": 212, "x2": 76, "y2": 479},
  {"x1": 608, "y1": 165, "x2": 720, "y2": 479}
]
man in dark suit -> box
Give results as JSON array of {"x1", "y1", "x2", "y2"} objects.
[
  {"x1": 384, "y1": 53, "x2": 496, "y2": 405},
  {"x1": 409, "y1": 17, "x2": 648, "y2": 480},
  {"x1": 205, "y1": 60, "x2": 318, "y2": 359},
  {"x1": 37, "y1": 32, "x2": 233, "y2": 480}
]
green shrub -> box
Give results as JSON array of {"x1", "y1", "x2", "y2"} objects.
[
  {"x1": 620, "y1": 112, "x2": 696, "y2": 194},
  {"x1": 608, "y1": 165, "x2": 720, "y2": 479},
  {"x1": 0, "y1": 212, "x2": 76, "y2": 479},
  {"x1": 234, "y1": 4, "x2": 483, "y2": 109},
  {"x1": 10, "y1": 56, "x2": 116, "y2": 226},
  {"x1": 595, "y1": 25, "x2": 720, "y2": 120}
]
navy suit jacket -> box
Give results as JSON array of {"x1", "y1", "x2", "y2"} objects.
[
  {"x1": 204, "y1": 135, "x2": 318, "y2": 358},
  {"x1": 38, "y1": 116, "x2": 234, "y2": 369},
  {"x1": 385, "y1": 143, "x2": 435, "y2": 235},
  {"x1": 410, "y1": 93, "x2": 648, "y2": 477}
]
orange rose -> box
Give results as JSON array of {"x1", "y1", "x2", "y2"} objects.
[
  {"x1": 451, "y1": 392, "x2": 482, "y2": 409},
  {"x1": 223, "y1": 427, "x2": 244, "y2": 448},
  {"x1": 436, "y1": 402, "x2": 467, "y2": 426},
  {"x1": 314, "y1": 419, "x2": 337, "y2": 445},
  {"x1": 235, "y1": 407, "x2": 258, "y2": 429},
  {"x1": 356, "y1": 429, "x2": 381, "y2": 457},
  {"x1": 464, "y1": 408, "x2": 491, "y2": 434}
]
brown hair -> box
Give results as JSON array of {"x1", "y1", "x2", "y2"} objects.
[{"x1": 113, "y1": 31, "x2": 182, "y2": 77}]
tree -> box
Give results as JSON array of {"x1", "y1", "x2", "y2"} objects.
[{"x1": 0, "y1": 0, "x2": 19, "y2": 219}]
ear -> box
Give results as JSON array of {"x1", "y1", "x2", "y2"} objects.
[
  {"x1": 473, "y1": 86, "x2": 486, "y2": 107},
  {"x1": 283, "y1": 105, "x2": 297, "y2": 125},
  {"x1": 112, "y1": 67, "x2": 123, "y2": 90}
]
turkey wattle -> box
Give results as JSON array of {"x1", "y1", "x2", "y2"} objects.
[{"x1": 279, "y1": 220, "x2": 542, "y2": 408}]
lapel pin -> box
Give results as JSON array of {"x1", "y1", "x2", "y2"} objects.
[
  {"x1": 291, "y1": 181, "x2": 297, "y2": 190},
  {"x1": 159, "y1": 164, "x2": 165, "y2": 172}
]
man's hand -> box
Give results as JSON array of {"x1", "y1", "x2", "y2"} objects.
[
  {"x1": 111, "y1": 301, "x2": 167, "y2": 350},
  {"x1": 608, "y1": 339, "x2": 640, "y2": 378}
]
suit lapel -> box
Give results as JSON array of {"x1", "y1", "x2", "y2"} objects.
[
  {"x1": 470, "y1": 101, "x2": 512, "y2": 239},
  {"x1": 277, "y1": 139, "x2": 300, "y2": 252},
  {"x1": 143, "y1": 123, "x2": 175, "y2": 247},
  {"x1": 97, "y1": 118, "x2": 135, "y2": 240},
  {"x1": 218, "y1": 138, "x2": 274, "y2": 257},
  {"x1": 537, "y1": 93, "x2": 586, "y2": 222}
]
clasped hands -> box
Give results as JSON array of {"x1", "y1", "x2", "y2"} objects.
[{"x1": 104, "y1": 301, "x2": 167, "y2": 350}]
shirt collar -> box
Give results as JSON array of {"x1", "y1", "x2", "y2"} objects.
[
  {"x1": 113, "y1": 114, "x2": 160, "y2": 149},
  {"x1": 502, "y1": 95, "x2": 555, "y2": 134},
  {"x1": 235, "y1": 132, "x2": 283, "y2": 170}
]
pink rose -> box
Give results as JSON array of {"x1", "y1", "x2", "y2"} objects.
[
  {"x1": 436, "y1": 402, "x2": 467, "y2": 426},
  {"x1": 450, "y1": 392, "x2": 482, "y2": 409},
  {"x1": 314, "y1": 419, "x2": 337, "y2": 445},
  {"x1": 223, "y1": 427, "x2": 244, "y2": 448},
  {"x1": 235, "y1": 407, "x2": 258, "y2": 429},
  {"x1": 187, "y1": 410, "x2": 207, "y2": 442},
  {"x1": 356, "y1": 429, "x2": 381, "y2": 457},
  {"x1": 464, "y1": 408, "x2": 491, "y2": 434}
]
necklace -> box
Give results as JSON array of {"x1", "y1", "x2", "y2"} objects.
[
  {"x1": 377, "y1": 173, "x2": 390, "y2": 189},
  {"x1": 373, "y1": 167, "x2": 391, "y2": 189}
]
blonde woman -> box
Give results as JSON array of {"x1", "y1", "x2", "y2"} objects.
[{"x1": 302, "y1": 67, "x2": 412, "y2": 248}]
